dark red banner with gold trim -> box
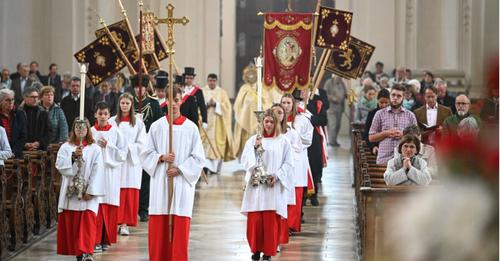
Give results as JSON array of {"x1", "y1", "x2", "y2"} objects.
[{"x1": 263, "y1": 13, "x2": 313, "y2": 93}]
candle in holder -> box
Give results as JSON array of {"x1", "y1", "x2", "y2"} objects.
[
  {"x1": 255, "y1": 56, "x2": 263, "y2": 111},
  {"x1": 79, "y1": 64, "x2": 87, "y2": 120}
]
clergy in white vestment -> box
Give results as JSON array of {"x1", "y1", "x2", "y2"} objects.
[
  {"x1": 140, "y1": 86, "x2": 205, "y2": 261},
  {"x1": 281, "y1": 93, "x2": 313, "y2": 232},
  {"x1": 241, "y1": 110, "x2": 293, "y2": 261},
  {"x1": 110, "y1": 93, "x2": 147, "y2": 236},
  {"x1": 201, "y1": 73, "x2": 235, "y2": 173},
  {"x1": 91, "y1": 102, "x2": 127, "y2": 251},
  {"x1": 56, "y1": 119, "x2": 104, "y2": 260}
]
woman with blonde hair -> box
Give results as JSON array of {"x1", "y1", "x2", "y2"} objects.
[
  {"x1": 241, "y1": 109, "x2": 293, "y2": 260},
  {"x1": 110, "y1": 93, "x2": 147, "y2": 236}
]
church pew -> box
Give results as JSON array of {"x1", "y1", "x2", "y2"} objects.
[
  {"x1": 19, "y1": 155, "x2": 34, "y2": 243},
  {"x1": 46, "y1": 144, "x2": 61, "y2": 228},
  {"x1": 3, "y1": 159, "x2": 24, "y2": 252},
  {"x1": 24, "y1": 150, "x2": 48, "y2": 235},
  {"x1": 0, "y1": 166, "x2": 11, "y2": 257}
]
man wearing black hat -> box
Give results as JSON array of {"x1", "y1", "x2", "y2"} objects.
[
  {"x1": 130, "y1": 73, "x2": 163, "y2": 222},
  {"x1": 306, "y1": 87, "x2": 329, "y2": 206},
  {"x1": 154, "y1": 70, "x2": 168, "y2": 106},
  {"x1": 182, "y1": 67, "x2": 207, "y2": 128}
]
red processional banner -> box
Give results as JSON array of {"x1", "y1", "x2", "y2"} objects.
[{"x1": 263, "y1": 13, "x2": 313, "y2": 93}]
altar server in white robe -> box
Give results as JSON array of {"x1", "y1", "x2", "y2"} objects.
[
  {"x1": 56, "y1": 119, "x2": 104, "y2": 261},
  {"x1": 281, "y1": 93, "x2": 313, "y2": 232},
  {"x1": 241, "y1": 109, "x2": 293, "y2": 261},
  {"x1": 271, "y1": 103, "x2": 301, "y2": 246},
  {"x1": 140, "y1": 86, "x2": 205, "y2": 261},
  {"x1": 91, "y1": 102, "x2": 127, "y2": 252},
  {"x1": 110, "y1": 93, "x2": 147, "y2": 236}
]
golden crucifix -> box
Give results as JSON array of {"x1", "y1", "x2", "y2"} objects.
[{"x1": 154, "y1": 3, "x2": 189, "y2": 243}]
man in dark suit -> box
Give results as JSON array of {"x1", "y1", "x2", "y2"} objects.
[
  {"x1": 10, "y1": 64, "x2": 33, "y2": 105},
  {"x1": 9, "y1": 63, "x2": 22, "y2": 81},
  {"x1": 44, "y1": 63, "x2": 63, "y2": 103},
  {"x1": 60, "y1": 76, "x2": 94, "y2": 129},
  {"x1": 182, "y1": 67, "x2": 207, "y2": 128},
  {"x1": 413, "y1": 86, "x2": 452, "y2": 145},
  {"x1": 435, "y1": 79, "x2": 456, "y2": 114}
]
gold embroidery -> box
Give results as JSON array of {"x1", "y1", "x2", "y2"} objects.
[{"x1": 264, "y1": 19, "x2": 312, "y2": 31}]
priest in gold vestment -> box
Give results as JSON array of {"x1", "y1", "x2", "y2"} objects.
[{"x1": 202, "y1": 73, "x2": 235, "y2": 173}]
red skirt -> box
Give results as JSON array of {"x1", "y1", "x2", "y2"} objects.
[
  {"x1": 95, "y1": 204, "x2": 118, "y2": 245},
  {"x1": 278, "y1": 218, "x2": 289, "y2": 244},
  {"x1": 148, "y1": 215, "x2": 191, "y2": 261},
  {"x1": 57, "y1": 210, "x2": 96, "y2": 256},
  {"x1": 287, "y1": 187, "x2": 304, "y2": 232},
  {"x1": 117, "y1": 188, "x2": 140, "y2": 226},
  {"x1": 246, "y1": 211, "x2": 280, "y2": 256}
]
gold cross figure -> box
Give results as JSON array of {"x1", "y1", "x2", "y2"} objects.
[{"x1": 155, "y1": 4, "x2": 189, "y2": 53}]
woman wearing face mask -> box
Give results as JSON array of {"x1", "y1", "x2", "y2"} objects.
[
  {"x1": 240, "y1": 109, "x2": 293, "y2": 261},
  {"x1": 55, "y1": 119, "x2": 105, "y2": 261},
  {"x1": 384, "y1": 135, "x2": 432, "y2": 186},
  {"x1": 110, "y1": 93, "x2": 147, "y2": 236},
  {"x1": 402, "y1": 80, "x2": 423, "y2": 111}
]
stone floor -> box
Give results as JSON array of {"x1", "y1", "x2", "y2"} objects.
[{"x1": 12, "y1": 137, "x2": 356, "y2": 261}]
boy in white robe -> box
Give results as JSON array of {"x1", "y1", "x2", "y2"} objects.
[
  {"x1": 56, "y1": 119, "x2": 104, "y2": 261},
  {"x1": 140, "y1": 87, "x2": 205, "y2": 261},
  {"x1": 91, "y1": 102, "x2": 127, "y2": 252},
  {"x1": 110, "y1": 93, "x2": 147, "y2": 235},
  {"x1": 241, "y1": 110, "x2": 293, "y2": 261}
]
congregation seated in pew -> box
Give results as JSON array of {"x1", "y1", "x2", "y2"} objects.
[
  {"x1": 393, "y1": 125, "x2": 437, "y2": 178},
  {"x1": 384, "y1": 134, "x2": 432, "y2": 186}
]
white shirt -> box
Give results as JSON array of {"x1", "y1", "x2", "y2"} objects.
[
  {"x1": 289, "y1": 113, "x2": 313, "y2": 186},
  {"x1": 140, "y1": 116, "x2": 205, "y2": 217},
  {"x1": 426, "y1": 103, "x2": 438, "y2": 127},
  {"x1": 240, "y1": 134, "x2": 293, "y2": 218},
  {"x1": 283, "y1": 128, "x2": 301, "y2": 205},
  {"x1": 0, "y1": 127, "x2": 12, "y2": 165},
  {"x1": 56, "y1": 143, "x2": 105, "y2": 214},
  {"x1": 110, "y1": 116, "x2": 147, "y2": 189},
  {"x1": 91, "y1": 125, "x2": 127, "y2": 206}
]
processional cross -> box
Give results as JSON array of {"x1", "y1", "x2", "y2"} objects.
[{"x1": 154, "y1": 4, "x2": 189, "y2": 242}]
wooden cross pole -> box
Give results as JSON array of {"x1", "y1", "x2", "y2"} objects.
[{"x1": 155, "y1": 3, "x2": 189, "y2": 243}]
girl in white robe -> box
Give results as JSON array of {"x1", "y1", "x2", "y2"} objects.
[
  {"x1": 271, "y1": 103, "x2": 301, "y2": 246},
  {"x1": 56, "y1": 119, "x2": 104, "y2": 261},
  {"x1": 241, "y1": 110, "x2": 293, "y2": 261},
  {"x1": 281, "y1": 93, "x2": 313, "y2": 232},
  {"x1": 140, "y1": 87, "x2": 205, "y2": 261},
  {"x1": 110, "y1": 93, "x2": 147, "y2": 236},
  {"x1": 91, "y1": 102, "x2": 127, "y2": 251}
]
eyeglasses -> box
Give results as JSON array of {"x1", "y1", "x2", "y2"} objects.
[
  {"x1": 28, "y1": 95, "x2": 38, "y2": 99},
  {"x1": 456, "y1": 102, "x2": 470, "y2": 106}
]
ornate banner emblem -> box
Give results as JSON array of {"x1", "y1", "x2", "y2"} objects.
[
  {"x1": 134, "y1": 34, "x2": 160, "y2": 72},
  {"x1": 315, "y1": 6, "x2": 352, "y2": 50},
  {"x1": 264, "y1": 13, "x2": 313, "y2": 92},
  {"x1": 96, "y1": 20, "x2": 136, "y2": 56},
  {"x1": 74, "y1": 34, "x2": 127, "y2": 86},
  {"x1": 141, "y1": 11, "x2": 156, "y2": 54},
  {"x1": 325, "y1": 36, "x2": 375, "y2": 79},
  {"x1": 154, "y1": 26, "x2": 169, "y2": 61}
]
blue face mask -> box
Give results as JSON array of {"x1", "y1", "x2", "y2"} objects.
[{"x1": 402, "y1": 98, "x2": 415, "y2": 110}]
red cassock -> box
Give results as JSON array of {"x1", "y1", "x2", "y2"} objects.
[
  {"x1": 57, "y1": 210, "x2": 97, "y2": 256},
  {"x1": 95, "y1": 204, "x2": 118, "y2": 245},
  {"x1": 117, "y1": 188, "x2": 140, "y2": 226},
  {"x1": 246, "y1": 211, "x2": 281, "y2": 256},
  {"x1": 148, "y1": 215, "x2": 191, "y2": 261},
  {"x1": 287, "y1": 187, "x2": 304, "y2": 232}
]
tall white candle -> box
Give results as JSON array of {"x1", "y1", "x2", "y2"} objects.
[
  {"x1": 79, "y1": 64, "x2": 87, "y2": 120},
  {"x1": 255, "y1": 56, "x2": 263, "y2": 111}
]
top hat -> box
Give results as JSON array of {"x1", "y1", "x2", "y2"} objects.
[
  {"x1": 183, "y1": 67, "x2": 196, "y2": 76},
  {"x1": 292, "y1": 89, "x2": 303, "y2": 101},
  {"x1": 155, "y1": 70, "x2": 168, "y2": 89},
  {"x1": 129, "y1": 74, "x2": 150, "y2": 87},
  {"x1": 174, "y1": 75, "x2": 184, "y2": 85}
]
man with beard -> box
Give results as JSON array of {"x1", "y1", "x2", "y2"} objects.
[
  {"x1": 369, "y1": 84, "x2": 417, "y2": 164},
  {"x1": 442, "y1": 94, "x2": 480, "y2": 136}
]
